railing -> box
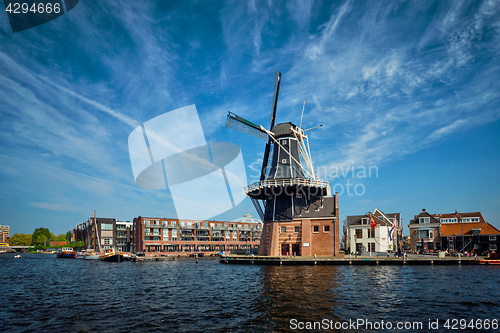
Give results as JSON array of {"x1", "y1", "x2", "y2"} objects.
[
  {"x1": 180, "y1": 225, "x2": 195, "y2": 229},
  {"x1": 244, "y1": 178, "x2": 329, "y2": 194}
]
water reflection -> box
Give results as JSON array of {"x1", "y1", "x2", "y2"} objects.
[{"x1": 1, "y1": 254, "x2": 499, "y2": 332}]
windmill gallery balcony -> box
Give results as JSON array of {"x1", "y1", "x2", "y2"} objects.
[{"x1": 244, "y1": 178, "x2": 329, "y2": 199}]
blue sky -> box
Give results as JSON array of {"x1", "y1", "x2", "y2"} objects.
[{"x1": 1, "y1": 0, "x2": 499, "y2": 236}]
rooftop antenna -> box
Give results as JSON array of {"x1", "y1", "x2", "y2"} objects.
[{"x1": 299, "y1": 99, "x2": 305, "y2": 128}]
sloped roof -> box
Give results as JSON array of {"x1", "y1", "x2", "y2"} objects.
[
  {"x1": 441, "y1": 222, "x2": 500, "y2": 236},
  {"x1": 433, "y1": 212, "x2": 485, "y2": 223},
  {"x1": 346, "y1": 212, "x2": 394, "y2": 227},
  {"x1": 409, "y1": 210, "x2": 440, "y2": 225}
]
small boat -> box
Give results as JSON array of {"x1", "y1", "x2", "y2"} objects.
[
  {"x1": 56, "y1": 248, "x2": 76, "y2": 258},
  {"x1": 83, "y1": 252, "x2": 101, "y2": 260},
  {"x1": 14, "y1": 254, "x2": 21, "y2": 258},
  {"x1": 100, "y1": 248, "x2": 124, "y2": 262}
]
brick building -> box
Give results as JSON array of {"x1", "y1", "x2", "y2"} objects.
[
  {"x1": 132, "y1": 214, "x2": 262, "y2": 255},
  {"x1": 258, "y1": 193, "x2": 340, "y2": 257},
  {"x1": 408, "y1": 209, "x2": 500, "y2": 253},
  {"x1": 0, "y1": 225, "x2": 9, "y2": 244},
  {"x1": 73, "y1": 217, "x2": 132, "y2": 252}
]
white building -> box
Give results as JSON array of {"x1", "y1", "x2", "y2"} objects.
[{"x1": 345, "y1": 208, "x2": 401, "y2": 254}]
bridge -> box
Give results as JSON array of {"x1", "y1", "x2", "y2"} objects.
[{"x1": 0, "y1": 246, "x2": 34, "y2": 253}]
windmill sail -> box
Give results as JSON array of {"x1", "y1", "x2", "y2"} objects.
[
  {"x1": 226, "y1": 112, "x2": 267, "y2": 141},
  {"x1": 260, "y1": 71, "x2": 282, "y2": 181}
]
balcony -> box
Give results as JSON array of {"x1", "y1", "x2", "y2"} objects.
[
  {"x1": 180, "y1": 225, "x2": 195, "y2": 229},
  {"x1": 212, "y1": 226, "x2": 225, "y2": 230}
]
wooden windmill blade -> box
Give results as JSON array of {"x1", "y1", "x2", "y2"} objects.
[{"x1": 260, "y1": 71, "x2": 282, "y2": 181}]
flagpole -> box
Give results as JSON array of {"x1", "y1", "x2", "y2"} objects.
[{"x1": 461, "y1": 214, "x2": 464, "y2": 254}]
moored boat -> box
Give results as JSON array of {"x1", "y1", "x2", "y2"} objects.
[
  {"x1": 100, "y1": 248, "x2": 123, "y2": 262},
  {"x1": 83, "y1": 252, "x2": 101, "y2": 260},
  {"x1": 56, "y1": 248, "x2": 76, "y2": 258}
]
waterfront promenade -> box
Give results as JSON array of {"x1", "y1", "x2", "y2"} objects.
[{"x1": 221, "y1": 254, "x2": 483, "y2": 265}]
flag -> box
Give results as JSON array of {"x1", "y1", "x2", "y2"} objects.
[
  {"x1": 370, "y1": 215, "x2": 377, "y2": 230},
  {"x1": 389, "y1": 219, "x2": 396, "y2": 241}
]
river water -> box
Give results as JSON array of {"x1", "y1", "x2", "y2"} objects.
[{"x1": 1, "y1": 253, "x2": 499, "y2": 332}]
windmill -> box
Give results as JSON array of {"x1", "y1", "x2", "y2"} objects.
[{"x1": 226, "y1": 71, "x2": 339, "y2": 256}]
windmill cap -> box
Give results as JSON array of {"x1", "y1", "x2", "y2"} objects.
[{"x1": 271, "y1": 122, "x2": 298, "y2": 137}]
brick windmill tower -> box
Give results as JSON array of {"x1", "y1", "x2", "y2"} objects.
[{"x1": 226, "y1": 71, "x2": 339, "y2": 256}]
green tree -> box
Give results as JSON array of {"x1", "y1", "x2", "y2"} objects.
[
  {"x1": 50, "y1": 232, "x2": 57, "y2": 241},
  {"x1": 9, "y1": 233, "x2": 32, "y2": 246},
  {"x1": 32, "y1": 227, "x2": 51, "y2": 246}
]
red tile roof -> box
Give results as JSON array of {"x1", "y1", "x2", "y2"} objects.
[{"x1": 440, "y1": 222, "x2": 500, "y2": 236}]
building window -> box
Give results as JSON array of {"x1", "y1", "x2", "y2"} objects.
[
  {"x1": 369, "y1": 229, "x2": 375, "y2": 238},
  {"x1": 294, "y1": 226, "x2": 300, "y2": 233},
  {"x1": 416, "y1": 230, "x2": 433, "y2": 239},
  {"x1": 324, "y1": 225, "x2": 330, "y2": 233},
  {"x1": 281, "y1": 227, "x2": 286, "y2": 233},
  {"x1": 462, "y1": 218, "x2": 479, "y2": 222},
  {"x1": 419, "y1": 217, "x2": 430, "y2": 224},
  {"x1": 102, "y1": 238, "x2": 112, "y2": 245},
  {"x1": 313, "y1": 226, "x2": 319, "y2": 233},
  {"x1": 490, "y1": 235, "x2": 497, "y2": 241},
  {"x1": 355, "y1": 229, "x2": 362, "y2": 238},
  {"x1": 101, "y1": 223, "x2": 113, "y2": 230},
  {"x1": 490, "y1": 244, "x2": 497, "y2": 251}
]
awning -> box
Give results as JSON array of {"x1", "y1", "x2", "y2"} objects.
[
  {"x1": 145, "y1": 243, "x2": 161, "y2": 246},
  {"x1": 416, "y1": 228, "x2": 433, "y2": 231}
]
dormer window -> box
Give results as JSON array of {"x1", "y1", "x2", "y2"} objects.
[
  {"x1": 419, "y1": 217, "x2": 430, "y2": 224},
  {"x1": 361, "y1": 218, "x2": 369, "y2": 225}
]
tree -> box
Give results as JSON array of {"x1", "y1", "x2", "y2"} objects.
[
  {"x1": 9, "y1": 233, "x2": 32, "y2": 246},
  {"x1": 50, "y1": 232, "x2": 57, "y2": 241},
  {"x1": 32, "y1": 228, "x2": 51, "y2": 246}
]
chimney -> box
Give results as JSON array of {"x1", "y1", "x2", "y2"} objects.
[{"x1": 422, "y1": 208, "x2": 426, "y2": 212}]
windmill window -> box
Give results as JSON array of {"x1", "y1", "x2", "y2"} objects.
[
  {"x1": 296, "y1": 193, "x2": 302, "y2": 198},
  {"x1": 282, "y1": 159, "x2": 287, "y2": 163}
]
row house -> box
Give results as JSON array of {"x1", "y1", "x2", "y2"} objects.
[
  {"x1": 132, "y1": 214, "x2": 262, "y2": 254},
  {"x1": 345, "y1": 208, "x2": 401, "y2": 254},
  {"x1": 408, "y1": 209, "x2": 500, "y2": 254}
]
